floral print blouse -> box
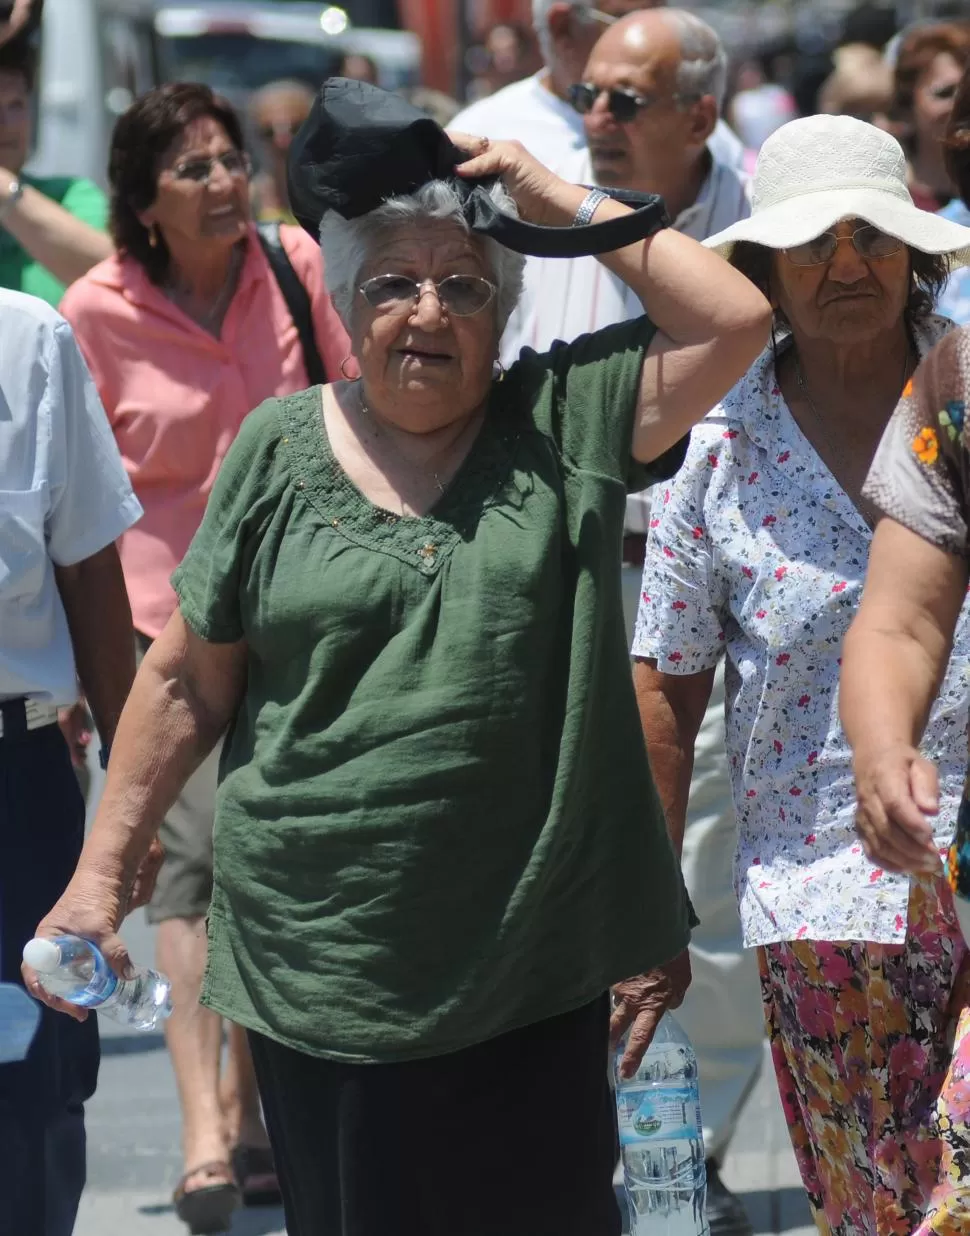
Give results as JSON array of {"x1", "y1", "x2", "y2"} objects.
[{"x1": 633, "y1": 316, "x2": 970, "y2": 948}]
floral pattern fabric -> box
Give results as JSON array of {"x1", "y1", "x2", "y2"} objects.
[
  {"x1": 760, "y1": 875, "x2": 970, "y2": 1236},
  {"x1": 633, "y1": 317, "x2": 970, "y2": 947}
]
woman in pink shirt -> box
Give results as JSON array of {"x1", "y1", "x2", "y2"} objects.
[{"x1": 60, "y1": 82, "x2": 350, "y2": 1236}]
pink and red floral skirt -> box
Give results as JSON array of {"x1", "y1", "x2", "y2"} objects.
[{"x1": 758, "y1": 876, "x2": 970, "y2": 1234}]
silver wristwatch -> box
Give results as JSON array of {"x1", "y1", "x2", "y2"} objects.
[{"x1": 572, "y1": 188, "x2": 608, "y2": 227}]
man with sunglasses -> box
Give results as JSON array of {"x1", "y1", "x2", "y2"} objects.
[
  {"x1": 499, "y1": 12, "x2": 758, "y2": 1236},
  {"x1": 451, "y1": 1, "x2": 744, "y2": 180},
  {"x1": 249, "y1": 80, "x2": 316, "y2": 226}
]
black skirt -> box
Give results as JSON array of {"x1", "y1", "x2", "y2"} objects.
[{"x1": 248, "y1": 996, "x2": 621, "y2": 1236}]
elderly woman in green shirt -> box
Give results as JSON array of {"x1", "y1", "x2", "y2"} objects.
[{"x1": 29, "y1": 82, "x2": 769, "y2": 1236}]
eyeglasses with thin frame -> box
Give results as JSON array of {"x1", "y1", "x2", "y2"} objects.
[
  {"x1": 358, "y1": 274, "x2": 497, "y2": 317},
  {"x1": 784, "y1": 224, "x2": 903, "y2": 267},
  {"x1": 166, "y1": 150, "x2": 252, "y2": 186},
  {"x1": 567, "y1": 82, "x2": 696, "y2": 123}
]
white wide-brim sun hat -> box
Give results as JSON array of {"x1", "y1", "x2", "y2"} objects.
[{"x1": 704, "y1": 114, "x2": 970, "y2": 269}]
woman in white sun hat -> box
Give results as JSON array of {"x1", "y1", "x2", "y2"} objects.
[{"x1": 633, "y1": 113, "x2": 970, "y2": 1235}]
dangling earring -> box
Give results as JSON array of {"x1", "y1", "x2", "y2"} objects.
[
  {"x1": 147, "y1": 223, "x2": 159, "y2": 249},
  {"x1": 340, "y1": 356, "x2": 357, "y2": 381},
  {"x1": 493, "y1": 359, "x2": 506, "y2": 383}
]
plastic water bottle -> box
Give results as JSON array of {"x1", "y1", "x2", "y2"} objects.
[
  {"x1": 615, "y1": 1012, "x2": 709, "y2": 1236},
  {"x1": 22, "y1": 935, "x2": 172, "y2": 1031}
]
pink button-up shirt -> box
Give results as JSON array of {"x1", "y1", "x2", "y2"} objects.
[{"x1": 61, "y1": 225, "x2": 351, "y2": 638}]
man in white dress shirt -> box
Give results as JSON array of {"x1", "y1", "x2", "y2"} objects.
[
  {"x1": 0, "y1": 290, "x2": 144, "y2": 1236},
  {"x1": 488, "y1": 12, "x2": 761, "y2": 1236},
  {"x1": 451, "y1": 0, "x2": 745, "y2": 174}
]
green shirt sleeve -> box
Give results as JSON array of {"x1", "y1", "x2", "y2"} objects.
[
  {"x1": 172, "y1": 400, "x2": 288, "y2": 643},
  {"x1": 58, "y1": 178, "x2": 108, "y2": 231},
  {"x1": 509, "y1": 315, "x2": 688, "y2": 493}
]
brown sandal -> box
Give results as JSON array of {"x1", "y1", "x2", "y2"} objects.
[
  {"x1": 230, "y1": 1143, "x2": 282, "y2": 1207},
  {"x1": 173, "y1": 1161, "x2": 240, "y2": 1234}
]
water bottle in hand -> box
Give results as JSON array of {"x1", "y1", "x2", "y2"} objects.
[
  {"x1": 615, "y1": 1012, "x2": 709, "y2": 1236},
  {"x1": 23, "y1": 935, "x2": 172, "y2": 1031}
]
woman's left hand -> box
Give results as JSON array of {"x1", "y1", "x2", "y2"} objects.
[
  {"x1": 853, "y1": 742, "x2": 942, "y2": 875},
  {"x1": 448, "y1": 133, "x2": 575, "y2": 227},
  {"x1": 611, "y1": 949, "x2": 692, "y2": 1079}
]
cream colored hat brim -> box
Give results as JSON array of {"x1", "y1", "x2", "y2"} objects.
[{"x1": 703, "y1": 185, "x2": 970, "y2": 270}]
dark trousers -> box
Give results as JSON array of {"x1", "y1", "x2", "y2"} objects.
[
  {"x1": 0, "y1": 704, "x2": 100, "y2": 1236},
  {"x1": 249, "y1": 996, "x2": 621, "y2": 1236}
]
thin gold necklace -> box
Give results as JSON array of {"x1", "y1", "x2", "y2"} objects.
[{"x1": 356, "y1": 387, "x2": 479, "y2": 500}]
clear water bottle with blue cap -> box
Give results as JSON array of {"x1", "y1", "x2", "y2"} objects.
[
  {"x1": 615, "y1": 1012, "x2": 709, "y2": 1236},
  {"x1": 23, "y1": 935, "x2": 172, "y2": 1031}
]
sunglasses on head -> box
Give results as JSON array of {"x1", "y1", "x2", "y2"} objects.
[
  {"x1": 567, "y1": 82, "x2": 695, "y2": 122},
  {"x1": 784, "y1": 224, "x2": 903, "y2": 267}
]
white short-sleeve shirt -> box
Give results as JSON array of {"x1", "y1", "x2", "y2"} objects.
[
  {"x1": 633, "y1": 319, "x2": 966, "y2": 948},
  {"x1": 0, "y1": 290, "x2": 142, "y2": 704}
]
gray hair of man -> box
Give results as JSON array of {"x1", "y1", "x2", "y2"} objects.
[
  {"x1": 319, "y1": 179, "x2": 526, "y2": 334},
  {"x1": 531, "y1": 1, "x2": 610, "y2": 68},
  {"x1": 663, "y1": 9, "x2": 728, "y2": 112}
]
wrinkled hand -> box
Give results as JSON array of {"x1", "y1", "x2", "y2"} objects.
[
  {"x1": 447, "y1": 132, "x2": 561, "y2": 224},
  {"x1": 126, "y1": 836, "x2": 164, "y2": 914},
  {"x1": 611, "y1": 949, "x2": 692, "y2": 1080},
  {"x1": 22, "y1": 868, "x2": 132, "y2": 1023},
  {"x1": 57, "y1": 702, "x2": 92, "y2": 770},
  {"x1": 853, "y1": 744, "x2": 943, "y2": 876}
]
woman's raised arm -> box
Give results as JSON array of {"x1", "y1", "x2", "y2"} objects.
[{"x1": 452, "y1": 136, "x2": 772, "y2": 462}]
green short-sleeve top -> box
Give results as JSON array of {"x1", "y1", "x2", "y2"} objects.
[{"x1": 173, "y1": 316, "x2": 694, "y2": 1063}]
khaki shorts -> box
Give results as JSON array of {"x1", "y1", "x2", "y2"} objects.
[{"x1": 136, "y1": 633, "x2": 222, "y2": 925}]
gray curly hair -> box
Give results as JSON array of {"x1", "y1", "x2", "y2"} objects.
[{"x1": 319, "y1": 180, "x2": 526, "y2": 335}]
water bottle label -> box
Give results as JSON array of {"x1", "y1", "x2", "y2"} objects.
[{"x1": 617, "y1": 1084, "x2": 701, "y2": 1145}]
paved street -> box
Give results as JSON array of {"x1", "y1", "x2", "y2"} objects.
[{"x1": 72, "y1": 767, "x2": 816, "y2": 1236}]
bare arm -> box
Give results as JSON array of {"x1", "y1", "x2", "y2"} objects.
[
  {"x1": 841, "y1": 517, "x2": 967, "y2": 873},
  {"x1": 451, "y1": 136, "x2": 772, "y2": 463},
  {"x1": 25, "y1": 610, "x2": 248, "y2": 1015},
  {"x1": 0, "y1": 172, "x2": 112, "y2": 286},
  {"x1": 81, "y1": 610, "x2": 248, "y2": 893},
  {"x1": 54, "y1": 544, "x2": 134, "y2": 747},
  {"x1": 634, "y1": 659, "x2": 716, "y2": 856}
]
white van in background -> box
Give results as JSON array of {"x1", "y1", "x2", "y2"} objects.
[{"x1": 28, "y1": 0, "x2": 420, "y2": 186}]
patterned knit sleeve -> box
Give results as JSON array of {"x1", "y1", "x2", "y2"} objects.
[{"x1": 863, "y1": 327, "x2": 970, "y2": 558}]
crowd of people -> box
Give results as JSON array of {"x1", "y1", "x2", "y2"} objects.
[{"x1": 6, "y1": 2, "x2": 970, "y2": 1236}]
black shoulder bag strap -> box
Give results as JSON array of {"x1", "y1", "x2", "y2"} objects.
[{"x1": 256, "y1": 221, "x2": 329, "y2": 387}]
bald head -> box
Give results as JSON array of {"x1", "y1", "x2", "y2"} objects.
[
  {"x1": 590, "y1": 9, "x2": 727, "y2": 108},
  {"x1": 581, "y1": 8, "x2": 724, "y2": 199}
]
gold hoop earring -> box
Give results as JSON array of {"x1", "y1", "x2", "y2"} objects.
[
  {"x1": 493, "y1": 359, "x2": 506, "y2": 383},
  {"x1": 147, "y1": 223, "x2": 159, "y2": 249},
  {"x1": 340, "y1": 356, "x2": 357, "y2": 381}
]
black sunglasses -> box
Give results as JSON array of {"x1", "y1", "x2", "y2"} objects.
[
  {"x1": 568, "y1": 82, "x2": 697, "y2": 122},
  {"x1": 257, "y1": 120, "x2": 305, "y2": 143}
]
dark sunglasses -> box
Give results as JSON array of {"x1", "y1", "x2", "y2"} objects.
[
  {"x1": 784, "y1": 224, "x2": 903, "y2": 267},
  {"x1": 257, "y1": 120, "x2": 305, "y2": 142},
  {"x1": 568, "y1": 82, "x2": 696, "y2": 122}
]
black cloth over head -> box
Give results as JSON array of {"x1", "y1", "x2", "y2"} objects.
[{"x1": 287, "y1": 78, "x2": 668, "y2": 258}]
